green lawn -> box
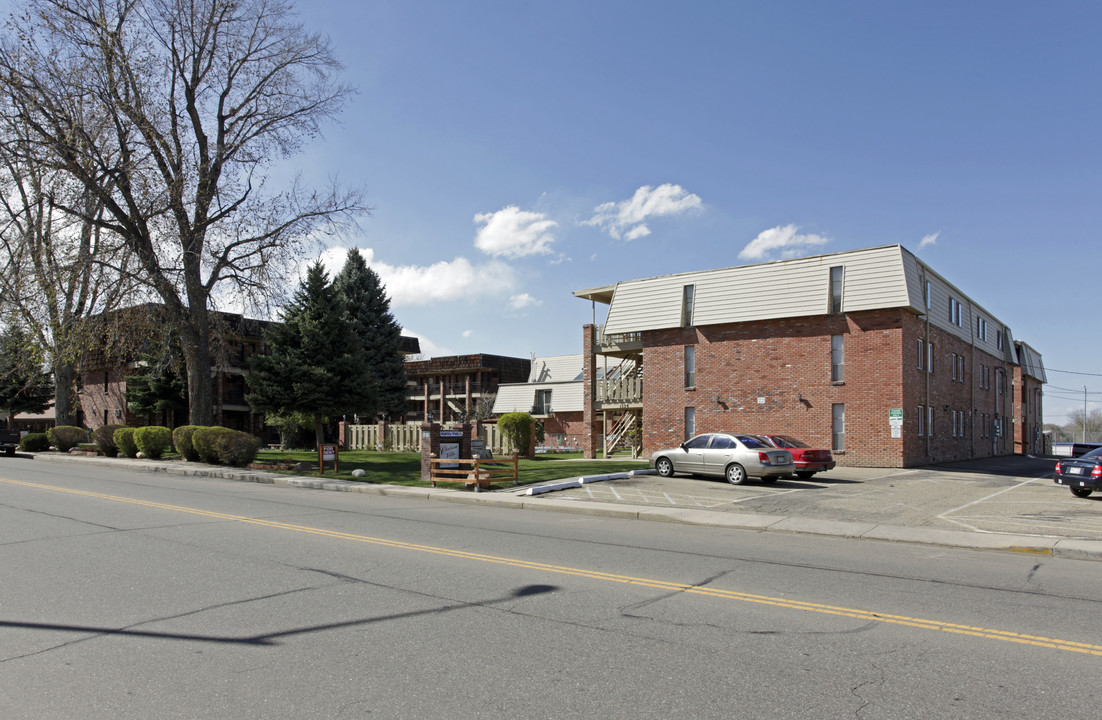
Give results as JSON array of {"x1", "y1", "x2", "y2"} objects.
[{"x1": 253, "y1": 449, "x2": 649, "y2": 488}]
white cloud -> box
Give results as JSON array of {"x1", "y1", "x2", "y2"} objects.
[
  {"x1": 738, "y1": 224, "x2": 830, "y2": 260},
  {"x1": 462, "y1": 330, "x2": 474, "y2": 338},
  {"x1": 473, "y1": 206, "x2": 557, "y2": 258},
  {"x1": 918, "y1": 232, "x2": 940, "y2": 249},
  {"x1": 508, "y1": 293, "x2": 542, "y2": 310},
  {"x1": 583, "y1": 183, "x2": 703, "y2": 240},
  {"x1": 401, "y1": 329, "x2": 452, "y2": 359},
  {"x1": 316, "y1": 247, "x2": 517, "y2": 307}
]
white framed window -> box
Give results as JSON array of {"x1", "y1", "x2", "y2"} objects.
[
  {"x1": 917, "y1": 406, "x2": 925, "y2": 436},
  {"x1": 977, "y1": 317, "x2": 987, "y2": 341},
  {"x1": 948, "y1": 297, "x2": 962, "y2": 327},
  {"x1": 925, "y1": 280, "x2": 932, "y2": 309},
  {"x1": 996, "y1": 330, "x2": 1004, "y2": 350},
  {"x1": 917, "y1": 339, "x2": 925, "y2": 370},
  {"x1": 928, "y1": 406, "x2": 934, "y2": 437},
  {"x1": 684, "y1": 345, "x2": 695, "y2": 388},
  {"x1": 829, "y1": 266, "x2": 844, "y2": 313},
  {"x1": 831, "y1": 334, "x2": 844, "y2": 382},
  {"x1": 832, "y1": 403, "x2": 845, "y2": 452},
  {"x1": 684, "y1": 406, "x2": 696, "y2": 441},
  {"x1": 682, "y1": 285, "x2": 695, "y2": 327},
  {"x1": 927, "y1": 342, "x2": 935, "y2": 374}
]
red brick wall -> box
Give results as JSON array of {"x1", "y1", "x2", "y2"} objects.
[
  {"x1": 542, "y1": 412, "x2": 586, "y2": 451},
  {"x1": 635, "y1": 309, "x2": 1027, "y2": 468}
]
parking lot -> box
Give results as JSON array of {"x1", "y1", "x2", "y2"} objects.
[{"x1": 544, "y1": 455, "x2": 1102, "y2": 541}]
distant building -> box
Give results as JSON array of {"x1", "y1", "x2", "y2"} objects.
[
  {"x1": 403, "y1": 354, "x2": 530, "y2": 425},
  {"x1": 78, "y1": 304, "x2": 420, "y2": 433},
  {"x1": 574, "y1": 244, "x2": 1046, "y2": 467}
]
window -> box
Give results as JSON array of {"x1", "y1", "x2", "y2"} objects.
[
  {"x1": 832, "y1": 403, "x2": 845, "y2": 452},
  {"x1": 979, "y1": 364, "x2": 990, "y2": 390},
  {"x1": 685, "y1": 432, "x2": 709, "y2": 449},
  {"x1": 996, "y1": 330, "x2": 1004, "y2": 350},
  {"x1": 925, "y1": 280, "x2": 932, "y2": 309},
  {"x1": 948, "y1": 297, "x2": 962, "y2": 327},
  {"x1": 684, "y1": 345, "x2": 696, "y2": 388},
  {"x1": 831, "y1": 334, "x2": 844, "y2": 382},
  {"x1": 928, "y1": 406, "x2": 934, "y2": 437},
  {"x1": 977, "y1": 317, "x2": 987, "y2": 341},
  {"x1": 829, "y1": 266, "x2": 844, "y2": 313},
  {"x1": 917, "y1": 406, "x2": 925, "y2": 436},
  {"x1": 917, "y1": 339, "x2": 934, "y2": 373},
  {"x1": 917, "y1": 339, "x2": 925, "y2": 370},
  {"x1": 927, "y1": 342, "x2": 935, "y2": 374},
  {"x1": 951, "y1": 353, "x2": 965, "y2": 382},
  {"x1": 533, "y1": 389, "x2": 551, "y2": 415},
  {"x1": 681, "y1": 285, "x2": 695, "y2": 327},
  {"x1": 684, "y1": 407, "x2": 696, "y2": 441}
]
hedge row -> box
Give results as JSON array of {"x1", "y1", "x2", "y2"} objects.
[
  {"x1": 174, "y1": 425, "x2": 259, "y2": 467},
  {"x1": 22, "y1": 424, "x2": 259, "y2": 468}
]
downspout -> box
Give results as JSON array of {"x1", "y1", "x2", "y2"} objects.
[
  {"x1": 968, "y1": 298, "x2": 976, "y2": 459},
  {"x1": 922, "y1": 266, "x2": 930, "y2": 460}
]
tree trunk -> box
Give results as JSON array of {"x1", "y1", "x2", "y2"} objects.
[
  {"x1": 314, "y1": 415, "x2": 325, "y2": 449},
  {"x1": 178, "y1": 314, "x2": 214, "y2": 426},
  {"x1": 53, "y1": 362, "x2": 75, "y2": 427}
]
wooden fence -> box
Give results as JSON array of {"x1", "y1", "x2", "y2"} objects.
[
  {"x1": 428, "y1": 454, "x2": 519, "y2": 491},
  {"x1": 345, "y1": 423, "x2": 422, "y2": 452}
]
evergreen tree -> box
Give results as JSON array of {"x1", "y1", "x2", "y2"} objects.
[
  {"x1": 0, "y1": 324, "x2": 54, "y2": 424},
  {"x1": 247, "y1": 262, "x2": 374, "y2": 446},
  {"x1": 333, "y1": 249, "x2": 409, "y2": 420},
  {"x1": 126, "y1": 339, "x2": 188, "y2": 426}
]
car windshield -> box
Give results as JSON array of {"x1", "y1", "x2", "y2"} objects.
[
  {"x1": 736, "y1": 435, "x2": 767, "y2": 449},
  {"x1": 773, "y1": 435, "x2": 810, "y2": 448},
  {"x1": 1082, "y1": 447, "x2": 1102, "y2": 460}
]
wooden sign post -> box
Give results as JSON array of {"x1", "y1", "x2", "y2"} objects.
[{"x1": 319, "y1": 443, "x2": 339, "y2": 474}]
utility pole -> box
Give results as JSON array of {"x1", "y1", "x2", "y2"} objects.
[{"x1": 1085, "y1": 386, "x2": 1089, "y2": 443}]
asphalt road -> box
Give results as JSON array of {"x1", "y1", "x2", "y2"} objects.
[{"x1": 3, "y1": 456, "x2": 1102, "y2": 719}]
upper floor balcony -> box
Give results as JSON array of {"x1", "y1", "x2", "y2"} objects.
[{"x1": 593, "y1": 325, "x2": 643, "y2": 356}]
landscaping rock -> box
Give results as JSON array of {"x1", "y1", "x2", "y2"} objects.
[{"x1": 351, "y1": 469, "x2": 366, "y2": 478}]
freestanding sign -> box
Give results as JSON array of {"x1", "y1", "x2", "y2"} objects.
[{"x1": 319, "y1": 443, "x2": 339, "y2": 474}]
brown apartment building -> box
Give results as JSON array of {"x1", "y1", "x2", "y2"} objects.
[{"x1": 574, "y1": 244, "x2": 1046, "y2": 467}]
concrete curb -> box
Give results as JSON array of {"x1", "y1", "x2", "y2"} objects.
[{"x1": 24, "y1": 452, "x2": 1102, "y2": 561}]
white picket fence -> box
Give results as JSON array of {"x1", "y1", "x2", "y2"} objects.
[{"x1": 345, "y1": 422, "x2": 513, "y2": 455}]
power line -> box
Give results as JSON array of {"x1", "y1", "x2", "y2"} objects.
[{"x1": 1047, "y1": 368, "x2": 1102, "y2": 377}]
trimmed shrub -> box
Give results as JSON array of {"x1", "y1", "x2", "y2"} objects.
[
  {"x1": 114, "y1": 427, "x2": 139, "y2": 458},
  {"x1": 190, "y1": 426, "x2": 260, "y2": 467},
  {"x1": 134, "y1": 426, "x2": 172, "y2": 459},
  {"x1": 215, "y1": 429, "x2": 261, "y2": 467},
  {"x1": 48, "y1": 425, "x2": 88, "y2": 452},
  {"x1": 173, "y1": 425, "x2": 202, "y2": 462},
  {"x1": 497, "y1": 412, "x2": 534, "y2": 455},
  {"x1": 191, "y1": 426, "x2": 225, "y2": 464},
  {"x1": 94, "y1": 424, "x2": 126, "y2": 457},
  {"x1": 19, "y1": 432, "x2": 50, "y2": 452}
]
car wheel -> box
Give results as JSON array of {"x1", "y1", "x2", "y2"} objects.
[
  {"x1": 655, "y1": 457, "x2": 675, "y2": 478},
  {"x1": 795, "y1": 471, "x2": 816, "y2": 480},
  {"x1": 725, "y1": 463, "x2": 747, "y2": 485},
  {"x1": 1070, "y1": 487, "x2": 1094, "y2": 498},
  {"x1": 760, "y1": 476, "x2": 778, "y2": 484}
]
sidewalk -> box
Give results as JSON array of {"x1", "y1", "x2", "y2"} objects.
[{"x1": 21, "y1": 451, "x2": 1102, "y2": 562}]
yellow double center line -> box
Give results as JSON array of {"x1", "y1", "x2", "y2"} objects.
[{"x1": 6, "y1": 476, "x2": 1102, "y2": 656}]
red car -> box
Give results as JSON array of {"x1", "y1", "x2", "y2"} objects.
[{"x1": 755, "y1": 435, "x2": 835, "y2": 479}]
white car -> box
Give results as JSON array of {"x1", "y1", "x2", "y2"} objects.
[{"x1": 649, "y1": 433, "x2": 794, "y2": 485}]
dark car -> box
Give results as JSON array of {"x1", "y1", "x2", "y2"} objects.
[
  {"x1": 1054, "y1": 447, "x2": 1102, "y2": 498},
  {"x1": 755, "y1": 435, "x2": 835, "y2": 479}
]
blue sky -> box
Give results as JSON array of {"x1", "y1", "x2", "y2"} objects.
[
  {"x1": 296, "y1": 0, "x2": 1099, "y2": 426},
  {"x1": 5, "y1": 1, "x2": 1100, "y2": 426}
]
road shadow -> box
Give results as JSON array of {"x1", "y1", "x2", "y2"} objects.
[{"x1": 920, "y1": 455, "x2": 1055, "y2": 479}]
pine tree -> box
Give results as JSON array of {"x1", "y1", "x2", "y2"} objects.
[
  {"x1": 333, "y1": 249, "x2": 409, "y2": 420},
  {"x1": 246, "y1": 262, "x2": 374, "y2": 446},
  {"x1": 0, "y1": 324, "x2": 54, "y2": 425}
]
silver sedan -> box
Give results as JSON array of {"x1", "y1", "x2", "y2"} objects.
[{"x1": 649, "y1": 433, "x2": 794, "y2": 485}]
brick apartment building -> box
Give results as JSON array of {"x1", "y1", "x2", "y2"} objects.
[
  {"x1": 492, "y1": 354, "x2": 590, "y2": 450},
  {"x1": 573, "y1": 244, "x2": 1046, "y2": 467},
  {"x1": 79, "y1": 304, "x2": 420, "y2": 433}
]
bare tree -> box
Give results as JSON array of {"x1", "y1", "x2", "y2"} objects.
[
  {"x1": 0, "y1": 0, "x2": 364, "y2": 424},
  {"x1": 1066, "y1": 408, "x2": 1102, "y2": 444},
  {"x1": 0, "y1": 111, "x2": 141, "y2": 426}
]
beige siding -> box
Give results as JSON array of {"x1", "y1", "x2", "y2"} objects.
[
  {"x1": 492, "y1": 385, "x2": 535, "y2": 414},
  {"x1": 529, "y1": 354, "x2": 583, "y2": 382},
  {"x1": 605, "y1": 245, "x2": 913, "y2": 333}
]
